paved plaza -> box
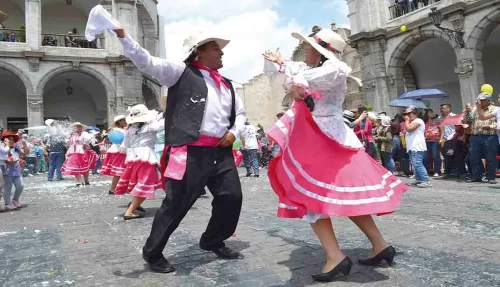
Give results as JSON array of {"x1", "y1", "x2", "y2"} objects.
[{"x1": 1, "y1": 170, "x2": 499, "y2": 287}]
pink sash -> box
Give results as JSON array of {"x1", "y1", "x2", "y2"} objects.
[{"x1": 163, "y1": 135, "x2": 220, "y2": 180}]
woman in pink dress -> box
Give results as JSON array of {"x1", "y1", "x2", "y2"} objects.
[
  {"x1": 263, "y1": 28, "x2": 408, "y2": 282},
  {"x1": 100, "y1": 115, "x2": 128, "y2": 195},
  {"x1": 61, "y1": 122, "x2": 98, "y2": 186},
  {"x1": 114, "y1": 105, "x2": 164, "y2": 220}
]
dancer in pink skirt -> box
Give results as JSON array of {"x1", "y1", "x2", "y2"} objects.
[
  {"x1": 263, "y1": 27, "x2": 408, "y2": 282},
  {"x1": 61, "y1": 122, "x2": 98, "y2": 187},
  {"x1": 100, "y1": 115, "x2": 128, "y2": 195},
  {"x1": 115, "y1": 104, "x2": 164, "y2": 220}
]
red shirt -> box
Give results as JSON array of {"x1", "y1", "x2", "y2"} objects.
[{"x1": 425, "y1": 122, "x2": 440, "y2": 142}]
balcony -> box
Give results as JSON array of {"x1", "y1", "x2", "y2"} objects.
[
  {"x1": 389, "y1": 0, "x2": 441, "y2": 20},
  {"x1": 0, "y1": 28, "x2": 24, "y2": 42},
  {"x1": 41, "y1": 33, "x2": 104, "y2": 49}
]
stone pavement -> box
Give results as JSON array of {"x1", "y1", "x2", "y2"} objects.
[{"x1": 1, "y1": 170, "x2": 499, "y2": 287}]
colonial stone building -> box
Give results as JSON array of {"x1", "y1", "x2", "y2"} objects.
[
  {"x1": 347, "y1": 0, "x2": 500, "y2": 113},
  {"x1": 0, "y1": 0, "x2": 161, "y2": 129},
  {"x1": 238, "y1": 23, "x2": 363, "y2": 129}
]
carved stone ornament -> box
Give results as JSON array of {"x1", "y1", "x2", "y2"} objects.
[
  {"x1": 72, "y1": 61, "x2": 80, "y2": 69},
  {"x1": 378, "y1": 39, "x2": 387, "y2": 52},
  {"x1": 28, "y1": 58, "x2": 39, "y2": 72},
  {"x1": 386, "y1": 75, "x2": 395, "y2": 87},
  {"x1": 454, "y1": 58, "x2": 473, "y2": 77},
  {"x1": 449, "y1": 13, "x2": 465, "y2": 32},
  {"x1": 363, "y1": 81, "x2": 376, "y2": 91},
  {"x1": 124, "y1": 64, "x2": 135, "y2": 75}
]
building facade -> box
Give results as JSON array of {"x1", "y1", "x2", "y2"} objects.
[
  {"x1": 0, "y1": 0, "x2": 162, "y2": 129},
  {"x1": 347, "y1": 0, "x2": 500, "y2": 113},
  {"x1": 239, "y1": 24, "x2": 363, "y2": 129}
]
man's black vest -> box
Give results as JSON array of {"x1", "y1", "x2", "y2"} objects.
[{"x1": 164, "y1": 65, "x2": 236, "y2": 146}]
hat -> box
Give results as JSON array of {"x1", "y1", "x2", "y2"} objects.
[
  {"x1": 402, "y1": 106, "x2": 419, "y2": 114},
  {"x1": 381, "y1": 116, "x2": 391, "y2": 127},
  {"x1": 125, "y1": 104, "x2": 158, "y2": 124},
  {"x1": 343, "y1": 110, "x2": 355, "y2": 122},
  {"x1": 72, "y1": 122, "x2": 88, "y2": 130},
  {"x1": 113, "y1": 115, "x2": 126, "y2": 126},
  {"x1": 291, "y1": 29, "x2": 346, "y2": 59},
  {"x1": 183, "y1": 34, "x2": 230, "y2": 61},
  {"x1": 45, "y1": 119, "x2": 55, "y2": 127},
  {"x1": 1, "y1": 131, "x2": 19, "y2": 142},
  {"x1": 477, "y1": 92, "x2": 492, "y2": 101}
]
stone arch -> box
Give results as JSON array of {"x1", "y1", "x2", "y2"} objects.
[
  {"x1": 36, "y1": 65, "x2": 114, "y2": 100},
  {"x1": 137, "y1": 1, "x2": 158, "y2": 56},
  {"x1": 464, "y1": 8, "x2": 500, "y2": 93},
  {"x1": 387, "y1": 29, "x2": 461, "y2": 100},
  {"x1": 0, "y1": 60, "x2": 34, "y2": 95},
  {"x1": 37, "y1": 65, "x2": 115, "y2": 123}
]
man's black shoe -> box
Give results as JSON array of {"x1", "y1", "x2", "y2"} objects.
[
  {"x1": 142, "y1": 254, "x2": 175, "y2": 273},
  {"x1": 201, "y1": 246, "x2": 244, "y2": 260}
]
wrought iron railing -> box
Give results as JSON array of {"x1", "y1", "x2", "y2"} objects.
[
  {"x1": 389, "y1": 0, "x2": 441, "y2": 20},
  {"x1": 0, "y1": 28, "x2": 25, "y2": 43},
  {"x1": 41, "y1": 33, "x2": 104, "y2": 49}
]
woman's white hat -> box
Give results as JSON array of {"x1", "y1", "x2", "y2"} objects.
[
  {"x1": 113, "y1": 115, "x2": 126, "y2": 123},
  {"x1": 182, "y1": 33, "x2": 230, "y2": 61},
  {"x1": 381, "y1": 116, "x2": 392, "y2": 127},
  {"x1": 291, "y1": 29, "x2": 346, "y2": 59},
  {"x1": 125, "y1": 104, "x2": 158, "y2": 124},
  {"x1": 72, "y1": 122, "x2": 88, "y2": 130}
]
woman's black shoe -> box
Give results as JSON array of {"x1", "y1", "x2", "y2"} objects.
[
  {"x1": 108, "y1": 190, "x2": 114, "y2": 195},
  {"x1": 311, "y1": 257, "x2": 352, "y2": 282},
  {"x1": 127, "y1": 202, "x2": 146, "y2": 213},
  {"x1": 84, "y1": 182, "x2": 90, "y2": 186},
  {"x1": 358, "y1": 246, "x2": 396, "y2": 266}
]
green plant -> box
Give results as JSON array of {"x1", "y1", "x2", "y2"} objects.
[
  {"x1": 18, "y1": 25, "x2": 25, "y2": 42},
  {"x1": 363, "y1": 104, "x2": 373, "y2": 111},
  {"x1": 257, "y1": 124, "x2": 263, "y2": 130}
]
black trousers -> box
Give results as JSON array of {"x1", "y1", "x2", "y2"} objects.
[
  {"x1": 142, "y1": 146, "x2": 243, "y2": 262},
  {"x1": 443, "y1": 140, "x2": 467, "y2": 175}
]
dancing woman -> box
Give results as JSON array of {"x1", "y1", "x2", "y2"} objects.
[
  {"x1": 114, "y1": 105, "x2": 164, "y2": 220},
  {"x1": 263, "y1": 28, "x2": 408, "y2": 282},
  {"x1": 100, "y1": 115, "x2": 128, "y2": 195},
  {"x1": 61, "y1": 122, "x2": 98, "y2": 187}
]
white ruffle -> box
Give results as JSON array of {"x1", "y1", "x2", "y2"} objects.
[{"x1": 125, "y1": 147, "x2": 159, "y2": 165}]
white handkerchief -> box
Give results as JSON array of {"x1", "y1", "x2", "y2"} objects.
[{"x1": 85, "y1": 5, "x2": 122, "y2": 41}]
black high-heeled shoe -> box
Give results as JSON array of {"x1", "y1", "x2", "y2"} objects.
[
  {"x1": 358, "y1": 246, "x2": 396, "y2": 266},
  {"x1": 311, "y1": 257, "x2": 352, "y2": 282}
]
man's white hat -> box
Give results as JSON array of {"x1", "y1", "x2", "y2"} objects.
[
  {"x1": 45, "y1": 119, "x2": 55, "y2": 127},
  {"x1": 291, "y1": 29, "x2": 346, "y2": 59},
  {"x1": 182, "y1": 33, "x2": 230, "y2": 61}
]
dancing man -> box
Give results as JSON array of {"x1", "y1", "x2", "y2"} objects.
[{"x1": 85, "y1": 9, "x2": 247, "y2": 272}]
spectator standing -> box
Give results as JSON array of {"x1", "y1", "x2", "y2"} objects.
[
  {"x1": 437, "y1": 104, "x2": 455, "y2": 178},
  {"x1": 374, "y1": 116, "x2": 395, "y2": 174},
  {"x1": 423, "y1": 109, "x2": 441, "y2": 176},
  {"x1": 242, "y1": 121, "x2": 260, "y2": 177},
  {"x1": 403, "y1": 106, "x2": 431, "y2": 187},
  {"x1": 9, "y1": 32, "x2": 16, "y2": 42},
  {"x1": 463, "y1": 92, "x2": 498, "y2": 184}
]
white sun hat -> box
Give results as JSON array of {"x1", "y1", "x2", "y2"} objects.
[
  {"x1": 381, "y1": 116, "x2": 392, "y2": 127},
  {"x1": 182, "y1": 33, "x2": 230, "y2": 61},
  {"x1": 125, "y1": 104, "x2": 159, "y2": 124},
  {"x1": 291, "y1": 28, "x2": 346, "y2": 59},
  {"x1": 113, "y1": 115, "x2": 126, "y2": 125},
  {"x1": 45, "y1": 119, "x2": 55, "y2": 127},
  {"x1": 72, "y1": 122, "x2": 88, "y2": 130}
]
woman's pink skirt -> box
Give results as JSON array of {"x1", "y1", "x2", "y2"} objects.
[
  {"x1": 267, "y1": 101, "x2": 408, "y2": 219},
  {"x1": 115, "y1": 160, "x2": 163, "y2": 198},
  {"x1": 61, "y1": 150, "x2": 98, "y2": 176},
  {"x1": 100, "y1": 152, "x2": 126, "y2": 177}
]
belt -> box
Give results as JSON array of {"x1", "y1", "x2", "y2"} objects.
[{"x1": 161, "y1": 135, "x2": 220, "y2": 180}]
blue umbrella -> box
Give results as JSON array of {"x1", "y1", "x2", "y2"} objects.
[
  {"x1": 388, "y1": 98, "x2": 428, "y2": 109},
  {"x1": 86, "y1": 126, "x2": 100, "y2": 132},
  {"x1": 399, "y1": 89, "x2": 447, "y2": 100}
]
